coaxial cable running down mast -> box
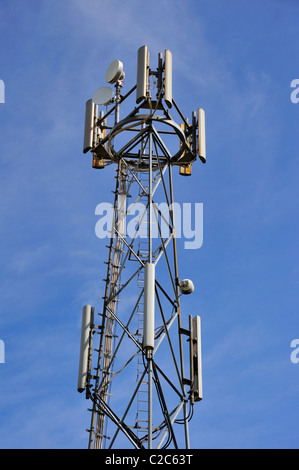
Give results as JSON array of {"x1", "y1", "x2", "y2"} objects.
[{"x1": 78, "y1": 46, "x2": 206, "y2": 449}]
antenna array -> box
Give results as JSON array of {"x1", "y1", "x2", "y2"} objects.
[{"x1": 78, "y1": 46, "x2": 206, "y2": 449}]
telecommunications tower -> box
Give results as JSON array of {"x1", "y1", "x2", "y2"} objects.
[{"x1": 78, "y1": 46, "x2": 206, "y2": 449}]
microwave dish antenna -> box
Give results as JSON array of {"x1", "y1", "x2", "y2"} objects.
[
  {"x1": 92, "y1": 86, "x2": 114, "y2": 106},
  {"x1": 105, "y1": 59, "x2": 125, "y2": 84}
]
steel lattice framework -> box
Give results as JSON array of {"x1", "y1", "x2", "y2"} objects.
[{"x1": 78, "y1": 46, "x2": 205, "y2": 449}]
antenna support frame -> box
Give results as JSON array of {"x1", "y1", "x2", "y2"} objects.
[{"x1": 101, "y1": 113, "x2": 196, "y2": 167}]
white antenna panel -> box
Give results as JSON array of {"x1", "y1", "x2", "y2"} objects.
[
  {"x1": 0, "y1": 79, "x2": 4, "y2": 104},
  {"x1": 136, "y1": 45, "x2": 149, "y2": 104},
  {"x1": 143, "y1": 262, "x2": 155, "y2": 350},
  {"x1": 105, "y1": 59, "x2": 124, "y2": 84},
  {"x1": 198, "y1": 108, "x2": 206, "y2": 163},
  {"x1": 164, "y1": 49, "x2": 172, "y2": 108},
  {"x1": 77, "y1": 305, "x2": 92, "y2": 393},
  {"x1": 92, "y1": 86, "x2": 114, "y2": 106},
  {"x1": 83, "y1": 99, "x2": 95, "y2": 154},
  {"x1": 192, "y1": 315, "x2": 203, "y2": 401},
  {"x1": 0, "y1": 339, "x2": 4, "y2": 363}
]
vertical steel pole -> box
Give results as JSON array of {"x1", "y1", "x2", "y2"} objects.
[
  {"x1": 148, "y1": 126, "x2": 153, "y2": 449},
  {"x1": 148, "y1": 356, "x2": 153, "y2": 449},
  {"x1": 148, "y1": 126, "x2": 153, "y2": 264}
]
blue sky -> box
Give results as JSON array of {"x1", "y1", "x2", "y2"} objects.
[{"x1": 0, "y1": 0, "x2": 298, "y2": 449}]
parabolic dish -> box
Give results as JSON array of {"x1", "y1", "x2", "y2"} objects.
[
  {"x1": 105, "y1": 59, "x2": 124, "y2": 84},
  {"x1": 92, "y1": 86, "x2": 114, "y2": 106}
]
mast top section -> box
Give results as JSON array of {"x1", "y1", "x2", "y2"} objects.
[{"x1": 83, "y1": 46, "x2": 206, "y2": 171}]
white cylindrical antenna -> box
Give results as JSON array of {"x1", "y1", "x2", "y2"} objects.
[
  {"x1": 198, "y1": 108, "x2": 206, "y2": 163},
  {"x1": 136, "y1": 45, "x2": 149, "y2": 104},
  {"x1": 143, "y1": 263, "x2": 155, "y2": 350},
  {"x1": 164, "y1": 49, "x2": 172, "y2": 108},
  {"x1": 77, "y1": 304, "x2": 92, "y2": 393},
  {"x1": 83, "y1": 99, "x2": 95, "y2": 154}
]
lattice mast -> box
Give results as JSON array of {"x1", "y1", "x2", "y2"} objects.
[{"x1": 77, "y1": 46, "x2": 206, "y2": 449}]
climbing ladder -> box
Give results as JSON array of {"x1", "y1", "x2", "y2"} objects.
[{"x1": 135, "y1": 168, "x2": 151, "y2": 440}]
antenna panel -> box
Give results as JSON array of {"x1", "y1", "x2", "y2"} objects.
[
  {"x1": 143, "y1": 262, "x2": 155, "y2": 350},
  {"x1": 0, "y1": 79, "x2": 4, "y2": 103},
  {"x1": 0, "y1": 339, "x2": 4, "y2": 363},
  {"x1": 198, "y1": 108, "x2": 206, "y2": 163},
  {"x1": 164, "y1": 49, "x2": 172, "y2": 108},
  {"x1": 136, "y1": 45, "x2": 149, "y2": 104},
  {"x1": 77, "y1": 305, "x2": 92, "y2": 393},
  {"x1": 83, "y1": 99, "x2": 95, "y2": 154},
  {"x1": 191, "y1": 315, "x2": 203, "y2": 401}
]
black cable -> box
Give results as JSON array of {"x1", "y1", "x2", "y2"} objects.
[{"x1": 174, "y1": 402, "x2": 194, "y2": 424}]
